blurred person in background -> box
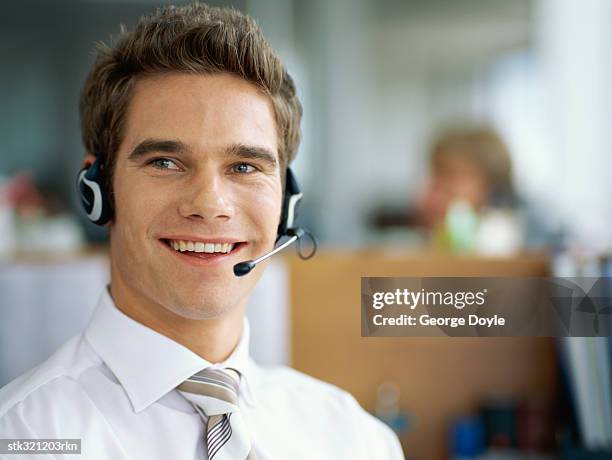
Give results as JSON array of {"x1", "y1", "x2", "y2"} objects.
[
  {"x1": 0, "y1": 4, "x2": 403, "y2": 459},
  {"x1": 415, "y1": 125, "x2": 555, "y2": 255},
  {"x1": 417, "y1": 126, "x2": 515, "y2": 229}
]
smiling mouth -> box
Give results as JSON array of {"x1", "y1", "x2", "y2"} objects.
[{"x1": 160, "y1": 239, "x2": 246, "y2": 260}]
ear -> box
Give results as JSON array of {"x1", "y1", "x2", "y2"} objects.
[{"x1": 82, "y1": 152, "x2": 96, "y2": 170}]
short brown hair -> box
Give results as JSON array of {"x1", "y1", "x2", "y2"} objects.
[{"x1": 79, "y1": 3, "x2": 302, "y2": 205}]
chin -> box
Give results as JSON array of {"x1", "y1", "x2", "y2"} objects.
[{"x1": 164, "y1": 296, "x2": 237, "y2": 321}]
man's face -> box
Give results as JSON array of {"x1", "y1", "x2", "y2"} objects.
[{"x1": 109, "y1": 73, "x2": 282, "y2": 320}]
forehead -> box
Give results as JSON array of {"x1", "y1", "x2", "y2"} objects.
[{"x1": 121, "y1": 72, "x2": 279, "y2": 158}]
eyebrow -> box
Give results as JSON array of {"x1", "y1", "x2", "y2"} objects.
[
  {"x1": 127, "y1": 139, "x2": 188, "y2": 160},
  {"x1": 127, "y1": 138, "x2": 278, "y2": 168},
  {"x1": 226, "y1": 143, "x2": 278, "y2": 168}
]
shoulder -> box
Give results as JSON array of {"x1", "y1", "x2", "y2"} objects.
[
  {"x1": 253, "y1": 365, "x2": 404, "y2": 458},
  {"x1": 0, "y1": 334, "x2": 102, "y2": 434}
]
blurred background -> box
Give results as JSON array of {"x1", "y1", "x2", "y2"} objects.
[{"x1": 1, "y1": 0, "x2": 612, "y2": 459}]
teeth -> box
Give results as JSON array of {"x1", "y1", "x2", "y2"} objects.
[{"x1": 168, "y1": 240, "x2": 235, "y2": 254}]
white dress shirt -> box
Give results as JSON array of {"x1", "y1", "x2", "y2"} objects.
[{"x1": 0, "y1": 287, "x2": 404, "y2": 459}]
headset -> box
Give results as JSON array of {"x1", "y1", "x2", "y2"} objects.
[
  {"x1": 77, "y1": 156, "x2": 315, "y2": 275},
  {"x1": 76, "y1": 157, "x2": 113, "y2": 226}
]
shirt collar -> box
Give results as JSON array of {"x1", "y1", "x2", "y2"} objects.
[{"x1": 84, "y1": 286, "x2": 257, "y2": 413}]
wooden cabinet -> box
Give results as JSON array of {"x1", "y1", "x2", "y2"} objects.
[{"x1": 287, "y1": 250, "x2": 557, "y2": 460}]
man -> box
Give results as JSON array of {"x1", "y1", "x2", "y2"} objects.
[{"x1": 0, "y1": 4, "x2": 403, "y2": 460}]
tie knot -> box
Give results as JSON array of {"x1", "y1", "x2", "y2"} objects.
[{"x1": 178, "y1": 368, "x2": 241, "y2": 409}]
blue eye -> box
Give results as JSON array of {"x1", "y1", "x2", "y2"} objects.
[
  {"x1": 150, "y1": 158, "x2": 179, "y2": 170},
  {"x1": 232, "y1": 163, "x2": 256, "y2": 174}
]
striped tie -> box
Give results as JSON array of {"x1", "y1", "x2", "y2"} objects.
[{"x1": 177, "y1": 368, "x2": 255, "y2": 460}]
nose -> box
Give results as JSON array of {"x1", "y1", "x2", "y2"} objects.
[{"x1": 178, "y1": 171, "x2": 235, "y2": 222}]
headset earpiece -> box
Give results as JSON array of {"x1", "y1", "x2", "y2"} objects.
[
  {"x1": 277, "y1": 167, "x2": 303, "y2": 239},
  {"x1": 77, "y1": 156, "x2": 113, "y2": 226}
]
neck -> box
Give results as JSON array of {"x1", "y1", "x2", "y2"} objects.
[{"x1": 108, "y1": 273, "x2": 245, "y2": 364}]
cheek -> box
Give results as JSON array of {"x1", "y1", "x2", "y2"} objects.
[
  {"x1": 241, "y1": 185, "x2": 282, "y2": 234},
  {"x1": 112, "y1": 170, "x2": 170, "y2": 236}
]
